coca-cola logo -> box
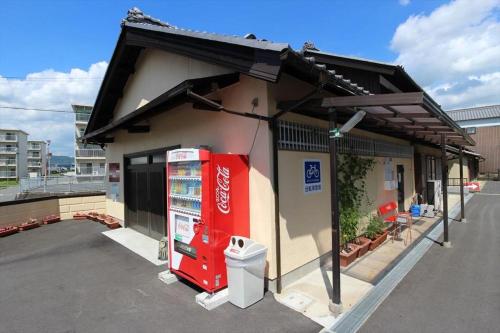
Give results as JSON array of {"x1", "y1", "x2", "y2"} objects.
[{"x1": 215, "y1": 165, "x2": 230, "y2": 214}]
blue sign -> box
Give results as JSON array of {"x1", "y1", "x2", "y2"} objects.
[{"x1": 304, "y1": 160, "x2": 322, "y2": 194}]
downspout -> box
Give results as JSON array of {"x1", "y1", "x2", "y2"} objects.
[{"x1": 270, "y1": 87, "x2": 324, "y2": 293}]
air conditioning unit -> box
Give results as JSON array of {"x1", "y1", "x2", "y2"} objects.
[{"x1": 427, "y1": 180, "x2": 442, "y2": 212}]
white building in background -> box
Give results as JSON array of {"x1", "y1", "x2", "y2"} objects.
[
  {"x1": 0, "y1": 129, "x2": 28, "y2": 180},
  {"x1": 27, "y1": 140, "x2": 47, "y2": 177},
  {"x1": 72, "y1": 104, "x2": 106, "y2": 180}
]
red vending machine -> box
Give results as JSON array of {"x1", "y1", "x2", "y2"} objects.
[{"x1": 167, "y1": 148, "x2": 249, "y2": 292}]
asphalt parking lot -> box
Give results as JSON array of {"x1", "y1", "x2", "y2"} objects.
[{"x1": 0, "y1": 220, "x2": 320, "y2": 333}]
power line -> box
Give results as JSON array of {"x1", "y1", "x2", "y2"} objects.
[{"x1": 0, "y1": 106, "x2": 74, "y2": 113}]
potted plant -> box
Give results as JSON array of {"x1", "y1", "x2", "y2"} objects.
[
  {"x1": 340, "y1": 208, "x2": 360, "y2": 267},
  {"x1": 366, "y1": 215, "x2": 388, "y2": 251},
  {"x1": 18, "y1": 218, "x2": 40, "y2": 231},
  {"x1": 0, "y1": 225, "x2": 19, "y2": 237},
  {"x1": 337, "y1": 154, "x2": 375, "y2": 266}
]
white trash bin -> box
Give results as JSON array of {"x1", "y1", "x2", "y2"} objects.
[{"x1": 224, "y1": 236, "x2": 267, "y2": 308}]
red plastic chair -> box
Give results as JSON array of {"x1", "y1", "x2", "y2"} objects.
[{"x1": 378, "y1": 201, "x2": 412, "y2": 245}]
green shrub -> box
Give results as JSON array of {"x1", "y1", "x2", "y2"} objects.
[{"x1": 365, "y1": 215, "x2": 385, "y2": 240}]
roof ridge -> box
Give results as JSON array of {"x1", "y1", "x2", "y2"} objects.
[
  {"x1": 447, "y1": 104, "x2": 500, "y2": 112},
  {"x1": 122, "y1": 7, "x2": 174, "y2": 28}
]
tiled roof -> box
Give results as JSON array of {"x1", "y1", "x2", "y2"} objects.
[
  {"x1": 122, "y1": 8, "x2": 373, "y2": 95},
  {"x1": 446, "y1": 105, "x2": 500, "y2": 121}
]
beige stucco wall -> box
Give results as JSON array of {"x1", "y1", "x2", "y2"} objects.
[
  {"x1": 274, "y1": 112, "x2": 416, "y2": 276},
  {"x1": 448, "y1": 159, "x2": 470, "y2": 181},
  {"x1": 105, "y1": 73, "x2": 278, "y2": 277},
  {"x1": 113, "y1": 49, "x2": 232, "y2": 120},
  {"x1": 0, "y1": 195, "x2": 106, "y2": 227}
]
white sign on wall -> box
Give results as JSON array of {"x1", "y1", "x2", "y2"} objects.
[{"x1": 304, "y1": 159, "x2": 322, "y2": 194}]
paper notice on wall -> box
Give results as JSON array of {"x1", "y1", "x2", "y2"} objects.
[
  {"x1": 111, "y1": 183, "x2": 119, "y2": 202},
  {"x1": 384, "y1": 158, "x2": 395, "y2": 190}
]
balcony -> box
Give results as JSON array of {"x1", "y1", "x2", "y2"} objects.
[
  {"x1": 28, "y1": 161, "x2": 42, "y2": 167},
  {"x1": 0, "y1": 147, "x2": 17, "y2": 154},
  {"x1": 77, "y1": 167, "x2": 106, "y2": 176},
  {"x1": 0, "y1": 171, "x2": 16, "y2": 178},
  {"x1": 0, "y1": 159, "x2": 16, "y2": 166},
  {"x1": 76, "y1": 113, "x2": 91, "y2": 123},
  {"x1": 75, "y1": 149, "x2": 105, "y2": 158},
  {"x1": 0, "y1": 134, "x2": 17, "y2": 142},
  {"x1": 28, "y1": 144, "x2": 42, "y2": 150},
  {"x1": 28, "y1": 153, "x2": 41, "y2": 159}
]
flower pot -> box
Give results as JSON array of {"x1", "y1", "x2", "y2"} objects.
[
  {"x1": 104, "y1": 219, "x2": 121, "y2": 229},
  {"x1": 43, "y1": 215, "x2": 61, "y2": 224},
  {"x1": 0, "y1": 226, "x2": 19, "y2": 237},
  {"x1": 73, "y1": 212, "x2": 88, "y2": 220},
  {"x1": 18, "y1": 220, "x2": 40, "y2": 231},
  {"x1": 355, "y1": 237, "x2": 371, "y2": 257},
  {"x1": 340, "y1": 243, "x2": 360, "y2": 267},
  {"x1": 87, "y1": 212, "x2": 99, "y2": 221},
  {"x1": 368, "y1": 231, "x2": 388, "y2": 251},
  {"x1": 96, "y1": 214, "x2": 107, "y2": 224}
]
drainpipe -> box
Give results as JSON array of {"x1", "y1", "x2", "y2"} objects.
[
  {"x1": 271, "y1": 87, "x2": 324, "y2": 294},
  {"x1": 459, "y1": 146, "x2": 466, "y2": 223},
  {"x1": 441, "y1": 134, "x2": 451, "y2": 247}
]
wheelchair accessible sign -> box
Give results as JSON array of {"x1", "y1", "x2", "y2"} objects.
[{"x1": 304, "y1": 159, "x2": 322, "y2": 194}]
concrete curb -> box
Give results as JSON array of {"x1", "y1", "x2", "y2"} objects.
[{"x1": 327, "y1": 193, "x2": 473, "y2": 333}]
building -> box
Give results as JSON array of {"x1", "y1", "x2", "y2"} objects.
[
  {"x1": 0, "y1": 129, "x2": 28, "y2": 180},
  {"x1": 446, "y1": 105, "x2": 500, "y2": 175},
  {"x1": 82, "y1": 9, "x2": 473, "y2": 304},
  {"x1": 27, "y1": 140, "x2": 47, "y2": 177},
  {"x1": 72, "y1": 104, "x2": 106, "y2": 180}
]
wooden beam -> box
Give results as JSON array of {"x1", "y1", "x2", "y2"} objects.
[{"x1": 322, "y1": 92, "x2": 424, "y2": 108}]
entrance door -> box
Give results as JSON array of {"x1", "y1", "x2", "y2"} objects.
[
  {"x1": 397, "y1": 165, "x2": 405, "y2": 212},
  {"x1": 124, "y1": 149, "x2": 170, "y2": 240}
]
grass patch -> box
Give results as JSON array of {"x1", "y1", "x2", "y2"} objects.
[{"x1": 0, "y1": 179, "x2": 18, "y2": 187}]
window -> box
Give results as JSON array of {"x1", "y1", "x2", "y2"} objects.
[{"x1": 466, "y1": 127, "x2": 476, "y2": 134}]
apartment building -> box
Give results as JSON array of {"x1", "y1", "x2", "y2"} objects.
[
  {"x1": 27, "y1": 140, "x2": 47, "y2": 177},
  {"x1": 0, "y1": 129, "x2": 28, "y2": 180},
  {"x1": 72, "y1": 104, "x2": 106, "y2": 180}
]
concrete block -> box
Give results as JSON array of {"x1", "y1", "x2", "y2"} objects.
[
  {"x1": 158, "y1": 270, "x2": 179, "y2": 284},
  {"x1": 94, "y1": 201, "x2": 106, "y2": 209},
  {"x1": 61, "y1": 212, "x2": 73, "y2": 220},
  {"x1": 59, "y1": 205, "x2": 70, "y2": 213},
  {"x1": 195, "y1": 289, "x2": 229, "y2": 310}
]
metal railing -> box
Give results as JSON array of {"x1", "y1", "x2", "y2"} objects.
[
  {"x1": 77, "y1": 167, "x2": 106, "y2": 176},
  {"x1": 75, "y1": 149, "x2": 105, "y2": 158},
  {"x1": 277, "y1": 120, "x2": 414, "y2": 158},
  {"x1": 76, "y1": 113, "x2": 91, "y2": 122},
  {"x1": 0, "y1": 146, "x2": 17, "y2": 153},
  {"x1": 19, "y1": 176, "x2": 105, "y2": 193},
  {"x1": 28, "y1": 154, "x2": 41, "y2": 158},
  {"x1": 28, "y1": 162, "x2": 42, "y2": 167},
  {"x1": 0, "y1": 134, "x2": 17, "y2": 141},
  {"x1": 0, "y1": 171, "x2": 17, "y2": 178},
  {"x1": 448, "y1": 178, "x2": 468, "y2": 186},
  {"x1": 0, "y1": 159, "x2": 16, "y2": 166}
]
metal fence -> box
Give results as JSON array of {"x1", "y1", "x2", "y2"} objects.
[
  {"x1": 19, "y1": 176, "x2": 106, "y2": 194},
  {"x1": 448, "y1": 178, "x2": 468, "y2": 186},
  {"x1": 75, "y1": 149, "x2": 105, "y2": 158},
  {"x1": 277, "y1": 120, "x2": 414, "y2": 158}
]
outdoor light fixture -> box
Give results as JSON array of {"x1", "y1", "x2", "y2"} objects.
[{"x1": 330, "y1": 110, "x2": 367, "y2": 138}]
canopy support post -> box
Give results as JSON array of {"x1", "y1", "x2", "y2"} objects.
[
  {"x1": 441, "y1": 134, "x2": 451, "y2": 248},
  {"x1": 328, "y1": 109, "x2": 342, "y2": 316},
  {"x1": 459, "y1": 146, "x2": 466, "y2": 223}
]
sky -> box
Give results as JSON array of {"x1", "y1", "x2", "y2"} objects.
[{"x1": 1, "y1": 0, "x2": 499, "y2": 156}]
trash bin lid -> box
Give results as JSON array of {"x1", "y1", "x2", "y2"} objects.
[{"x1": 224, "y1": 236, "x2": 267, "y2": 260}]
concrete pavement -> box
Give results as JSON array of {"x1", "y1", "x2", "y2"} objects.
[
  {"x1": 358, "y1": 181, "x2": 500, "y2": 333},
  {"x1": 0, "y1": 220, "x2": 320, "y2": 333}
]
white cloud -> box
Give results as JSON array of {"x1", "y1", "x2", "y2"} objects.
[
  {"x1": 391, "y1": 0, "x2": 500, "y2": 109},
  {"x1": 0, "y1": 62, "x2": 107, "y2": 156},
  {"x1": 399, "y1": 0, "x2": 411, "y2": 6}
]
